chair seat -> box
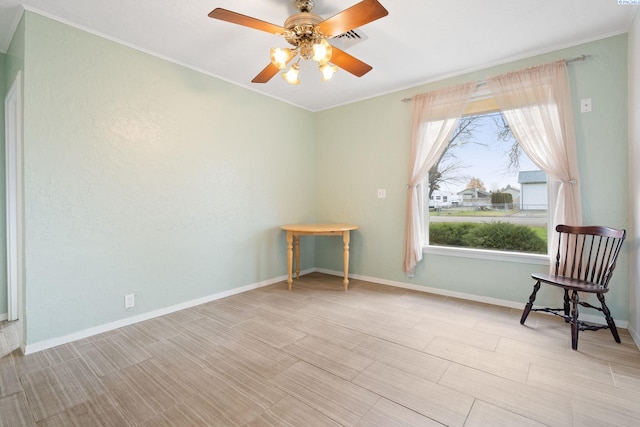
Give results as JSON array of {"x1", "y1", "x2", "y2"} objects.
[{"x1": 532, "y1": 273, "x2": 609, "y2": 294}]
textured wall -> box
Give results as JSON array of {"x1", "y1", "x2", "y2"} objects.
[
  {"x1": 22, "y1": 12, "x2": 316, "y2": 345},
  {"x1": 315, "y1": 35, "x2": 631, "y2": 321}
]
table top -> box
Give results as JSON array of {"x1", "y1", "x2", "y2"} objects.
[{"x1": 281, "y1": 223, "x2": 359, "y2": 232}]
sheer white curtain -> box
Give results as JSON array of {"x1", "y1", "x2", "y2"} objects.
[
  {"x1": 403, "y1": 82, "x2": 476, "y2": 275},
  {"x1": 486, "y1": 60, "x2": 582, "y2": 264}
]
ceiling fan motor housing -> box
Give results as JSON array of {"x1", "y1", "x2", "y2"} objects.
[{"x1": 283, "y1": 12, "x2": 325, "y2": 58}]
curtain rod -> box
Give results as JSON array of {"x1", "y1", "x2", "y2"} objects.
[{"x1": 400, "y1": 54, "x2": 590, "y2": 103}]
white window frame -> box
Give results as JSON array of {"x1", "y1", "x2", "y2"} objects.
[{"x1": 420, "y1": 101, "x2": 553, "y2": 265}]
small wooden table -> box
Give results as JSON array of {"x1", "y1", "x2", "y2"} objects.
[{"x1": 281, "y1": 223, "x2": 359, "y2": 290}]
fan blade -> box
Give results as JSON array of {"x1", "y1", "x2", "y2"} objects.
[
  {"x1": 208, "y1": 8, "x2": 285, "y2": 35},
  {"x1": 318, "y1": 0, "x2": 389, "y2": 37},
  {"x1": 330, "y1": 47, "x2": 372, "y2": 77},
  {"x1": 252, "y1": 63, "x2": 280, "y2": 83}
]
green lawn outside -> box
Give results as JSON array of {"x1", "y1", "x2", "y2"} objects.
[{"x1": 531, "y1": 226, "x2": 548, "y2": 245}]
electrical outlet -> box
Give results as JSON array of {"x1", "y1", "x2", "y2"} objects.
[
  {"x1": 124, "y1": 293, "x2": 135, "y2": 309},
  {"x1": 377, "y1": 189, "x2": 386, "y2": 198},
  {"x1": 580, "y1": 98, "x2": 592, "y2": 113}
]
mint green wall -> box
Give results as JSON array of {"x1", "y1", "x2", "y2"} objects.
[
  {"x1": 5, "y1": 14, "x2": 24, "y2": 96},
  {"x1": 21, "y1": 13, "x2": 316, "y2": 344},
  {"x1": 0, "y1": 52, "x2": 6, "y2": 317},
  {"x1": 315, "y1": 35, "x2": 630, "y2": 321}
]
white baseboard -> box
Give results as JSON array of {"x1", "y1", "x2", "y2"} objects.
[
  {"x1": 21, "y1": 267, "x2": 638, "y2": 354},
  {"x1": 316, "y1": 268, "x2": 630, "y2": 329},
  {"x1": 23, "y1": 273, "x2": 301, "y2": 355}
]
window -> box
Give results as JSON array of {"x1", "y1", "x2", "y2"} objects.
[
  {"x1": 405, "y1": 63, "x2": 579, "y2": 274},
  {"x1": 421, "y1": 105, "x2": 551, "y2": 258}
]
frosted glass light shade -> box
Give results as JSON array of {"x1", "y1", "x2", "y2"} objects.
[
  {"x1": 270, "y1": 47, "x2": 293, "y2": 70},
  {"x1": 319, "y1": 63, "x2": 338, "y2": 81},
  {"x1": 312, "y1": 39, "x2": 332, "y2": 64},
  {"x1": 282, "y1": 63, "x2": 301, "y2": 85}
]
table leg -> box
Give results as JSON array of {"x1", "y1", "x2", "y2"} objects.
[
  {"x1": 286, "y1": 231, "x2": 293, "y2": 290},
  {"x1": 294, "y1": 235, "x2": 300, "y2": 279},
  {"x1": 343, "y1": 230, "x2": 350, "y2": 291}
]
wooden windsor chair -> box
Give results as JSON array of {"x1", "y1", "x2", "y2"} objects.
[{"x1": 520, "y1": 224, "x2": 626, "y2": 350}]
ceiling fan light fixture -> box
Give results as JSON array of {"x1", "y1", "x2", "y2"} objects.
[
  {"x1": 319, "y1": 63, "x2": 338, "y2": 81},
  {"x1": 270, "y1": 47, "x2": 294, "y2": 70},
  {"x1": 208, "y1": 0, "x2": 389, "y2": 84},
  {"x1": 283, "y1": 62, "x2": 301, "y2": 85},
  {"x1": 312, "y1": 38, "x2": 332, "y2": 64}
]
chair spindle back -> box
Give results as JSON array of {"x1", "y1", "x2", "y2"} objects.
[{"x1": 554, "y1": 224, "x2": 626, "y2": 288}]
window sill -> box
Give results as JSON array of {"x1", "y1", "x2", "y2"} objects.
[{"x1": 423, "y1": 245, "x2": 549, "y2": 265}]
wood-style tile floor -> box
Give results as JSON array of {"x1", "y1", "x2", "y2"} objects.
[{"x1": 1, "y1": 272, "x2": 640, "y2": 426}]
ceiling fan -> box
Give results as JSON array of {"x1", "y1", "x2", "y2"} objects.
[{"x1": 208, "y1": 0, "x2": 388, "y2": 85}]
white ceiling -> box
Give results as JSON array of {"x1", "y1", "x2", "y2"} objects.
[{"x1": 0, "y1": 0, "x2": 637, "y2": 111}]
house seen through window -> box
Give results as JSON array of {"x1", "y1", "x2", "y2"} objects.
[{"x1": 421, "y1": 110, "x2": 549, "y2": 255}]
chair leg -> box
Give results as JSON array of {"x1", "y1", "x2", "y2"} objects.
[
  {"x1": 597, "y1": 293, "x2": 621, "y2": 343},
  {"x1": 521, "y1": 281, "x2": 541, "y2": 325},
  {"x1": 563, "y1": 289, "x2": 571, "y2": 322},
  {"x1": 570, "y1": 290, "x2": 579, "y2": 350}
]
